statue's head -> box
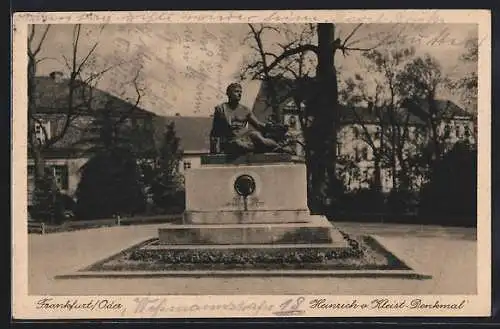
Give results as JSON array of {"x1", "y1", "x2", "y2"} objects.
[{"x1": 226, "y1": 83, "x2": 242, "y2": 103}]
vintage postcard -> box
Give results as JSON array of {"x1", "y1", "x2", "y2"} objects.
[{"x1": 12, "y1": 10, "x2": 491, "y2": 319}]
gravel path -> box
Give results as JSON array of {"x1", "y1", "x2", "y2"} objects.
[{"x1": 28, "y1": 222, "x2": 477, "y2": 295}]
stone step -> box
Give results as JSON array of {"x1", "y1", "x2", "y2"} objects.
[
  {"x1": 143, "y1": 243, "x2": 344, "y2": 250},
  {"x1": 184, "y1": 210, "x2": 313, "y2": 224},
  {"x1": 157, "y1": 219, "x2": 348, "y2": 247}
]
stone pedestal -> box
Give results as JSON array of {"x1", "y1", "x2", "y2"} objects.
[
  {"x1": 158, "y1": 216, "x2": 346, "y2": 246},
  {"x1": 184, "y1": 162, "x2": 309, "y2": 223},
  {"x1": 157, "y1": 154, "x2": 349, "y2": 250}
]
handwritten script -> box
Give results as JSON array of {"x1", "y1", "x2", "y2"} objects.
[
  {"x1": 36, "y1": 297, "x2": 124, "y2": 312},
  {"x1": 309, "y1": 298, "x2": 469, "y2": 311},
  {"x1": 34, "y1": 296, "x2": 470, "y2": 316},
  {"x1": 16, "y1": 10, "x2": 450, "y2": 24},
  {"x1": 130, "y1": 296, "x2": 307, "y2": 316}
]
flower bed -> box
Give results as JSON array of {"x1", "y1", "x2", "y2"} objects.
[{"x1": 84, "y1": 235, "x2": 411, "y2": 272}]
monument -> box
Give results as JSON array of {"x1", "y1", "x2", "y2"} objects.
[
  {"x1": 57, "y1": 83, "x2": 420, "y2": 278},
  {"x1": 53, "y1": 82, "x2": 424, "y2": 279},
  {"x1": 157, "y1": 83, "x2": 349, "y2": 250}
]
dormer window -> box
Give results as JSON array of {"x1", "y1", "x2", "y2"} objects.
[{"x1": 49, "y1": 71, "x2": 64, "y2": 83}]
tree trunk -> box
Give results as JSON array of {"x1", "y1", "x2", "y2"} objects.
[
  {"x1": 28, "y1": 54, "x2": 46, "y2": 185},
  {"x1": 373, "y1": 154, "x2": 382, "y2": 191},
  {"x1": 428, "y1": 95, "x2": 442, "y2": 163},
  {"x1": 308, "y1": 23, "x2": 338, "y2": 214},
  {"x1": 31, "y1": 143, "x2": 45, "y2": 182}
]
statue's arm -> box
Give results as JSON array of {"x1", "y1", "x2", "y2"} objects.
[
  {"x1": 210, "y1": 106, "x2": 222, "y2": 138},
  {"x1": 248, "y1": 111, "x2": 267, "y2": 131}
]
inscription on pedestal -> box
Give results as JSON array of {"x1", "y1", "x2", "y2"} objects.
[{"x1": 225, "y1": 196, "x2": 265, "y2": 209}]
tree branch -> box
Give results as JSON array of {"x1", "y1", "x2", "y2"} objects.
[
  {"x1": 254, "y1": 43, "x2": 318, "y2": 79},
  {"x1": 75, "y1": 42, "x2": 99, "y2": 77},
  {"x1": 71, "y1": 25, "x2": 81, "y2": 78},
  {"x1": 30, "y1": 25, "x2": 51, "y2": 57},
  {"x1": 114, "y1": 70, "x2": 143, "y2": 127},
  {"x1": 342, "y1": 23, "x2": 363, "y2": 48}
]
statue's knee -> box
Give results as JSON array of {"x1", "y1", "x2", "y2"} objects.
[{"x1": 248, "y1": 131, "x2": 262, "y2": 140}]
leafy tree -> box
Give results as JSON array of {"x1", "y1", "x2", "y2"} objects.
[
  {"x1": 30, "y1": 168, "x2": 66, "y2": 224},
  {"x1": 419, "y1": 142, "x2": 477, "y2": 226},
  {"x1": 74, "y1": 88, "x2": 148, "y2": 220},
  {"x1": 397, "y1": 54, "x2": 446, "y2": 166},
  {"x1": 146, "y1": 122, "x2": 185, "y2": 213},
  {"x1": 341, "y1": 47, "x2": 417, "y2": 191},
  {"x1": 75, "y1": 148, "x2": 147, "y2": 220}
]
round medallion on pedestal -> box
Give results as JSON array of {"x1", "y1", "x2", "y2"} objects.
[{"x1": 234, "y1": 174, "x2": 256, "y2": 197}]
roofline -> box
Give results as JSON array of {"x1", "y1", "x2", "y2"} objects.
[
  {"x1": 34, "y1": 76, "x2": 155, "y2": 115},
  {"x1": 33, "y1": 107, "x2": 156, "y2": 117},
  {"x1": 339, "y1": 120, "x2": 427, "y2": 126}
]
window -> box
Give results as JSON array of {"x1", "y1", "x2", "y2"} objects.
[
  {"x1": 354, "y1": 147, "x2": 360, "y2": 162},
  {"x1": 444, "y1": 124, "x2": 451, "y2": 139},
  {"x1": 34, "y1": 120, "x2": 51, "y2": 144},
  {"x1": 28, "y1": 165, "x2": 68, "y2": 190},
  {"x1": 130, "y1": 117, "x2": 138, "y2": 128},
  {"x1": 455, "y1": 125, "x2": 462, "y2": 138},
  {"x1": 384, "y1": 170, "x2": 392, "y2": 186},
  {"x1": 28, "y1": 165, "x2": 35, "y2": 178},
  {"x1": 414, "y1": 128, "x2": 420, "y2": 140},
  {"x1": 361, "y1": 169, "x2": 370, "y2": 182},
  {"x1": 352, "y1": 126, "x2": 360, "y2": 139},
  {"x1": 336, "y1": 142, "x2": 342, "y2": 155},
  {"x1": 52, "y1": 165, "x2": 69, "y2": 190},
  {"x1": 183, "y1": 161, "x2": 192, "y2": 170},
  {"x1": 361, "y1": 147, "x2": 369, "y2": 161},
  {"x1": 465, "y1": 126, "x2": 471, "y2": 138}
]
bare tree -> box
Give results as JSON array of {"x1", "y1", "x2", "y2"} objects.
[
  {"x1": 28, "y1": 24, "x2": 145, "y2": 223},
  {"x1": 241, "y1": 23, "x2": 380, "y2": 213},
  {"x1": 27, "y1": 24, "x2": 52, "y2": 182},
  {"x1": 341, "y1": 75, "x2": 389, "y2": 192},
  {"x1": 76, "y1": 69, "x2": 145, "y2": 156},
  {"x1": 365, "y1": 48, "x2": 416, "y2": 190},
  {"x1": 241, "y1": 24, "x2": 316, "y2": 123},
  {"x1": 28, "y1": 24, "x2": 140, "y2": 181}
]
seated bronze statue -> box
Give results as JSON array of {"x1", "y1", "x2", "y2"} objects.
[{"x1": 209, "y1": 83, "x2": 294, "y2": 156}]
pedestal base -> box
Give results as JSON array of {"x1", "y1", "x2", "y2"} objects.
[
  {"x1": 159, "y1": 216, "x2": 349, "y2": 248},
  {"x1": 184, "y1": 210, "x2": 313, "y2": 224}
]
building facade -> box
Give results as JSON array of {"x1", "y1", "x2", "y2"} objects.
[
  {"x1": 28, "y1": 72, "x2": 157, "y2": 205},
  {"x1": 170, "y1": 100, "x2": 475, "y2": 194}
]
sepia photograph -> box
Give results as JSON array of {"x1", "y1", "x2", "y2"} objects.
[{"x1": 12, "y1": 10, "x2": 491, "y2": 318}]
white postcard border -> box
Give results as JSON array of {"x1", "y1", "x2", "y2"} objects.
[{"x1": 11, "y1": 10, "x2": 492, "y2": 319}]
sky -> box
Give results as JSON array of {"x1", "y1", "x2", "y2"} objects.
[{"x1": 31, "y1": 23, "x2": 478, "y2": 117}]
